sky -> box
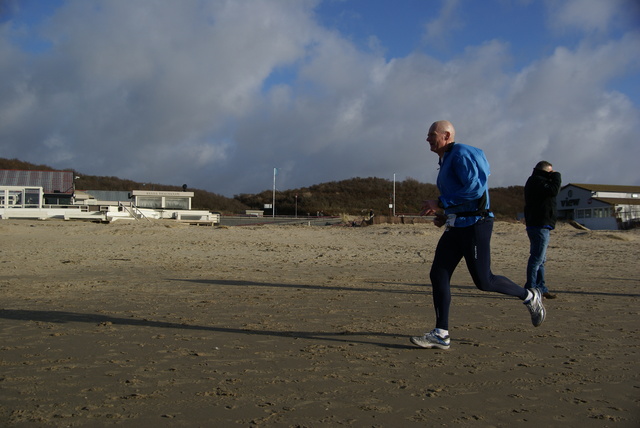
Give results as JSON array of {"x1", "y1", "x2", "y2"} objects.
[{"x1": 1, "y1": 0, "x2": 639, "y2": 197}]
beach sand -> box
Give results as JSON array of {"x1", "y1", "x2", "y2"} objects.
[{"x1": 1, "y1": 219, "x2": 638, "y2": 427}]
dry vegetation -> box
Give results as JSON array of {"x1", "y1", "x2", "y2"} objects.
[{"x1": 1, "y1": 158, "x2": 524, "y2": 218}]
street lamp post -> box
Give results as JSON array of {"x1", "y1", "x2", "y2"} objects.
[
  {"x1": 272, "y1": 167, "x2": 277, "y2": 218},
  {"x1": 393, "y1": 173, "x2": 396, "y2": 217}
]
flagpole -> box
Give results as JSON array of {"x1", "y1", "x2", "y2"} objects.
[{"x1": 272, "y1": 167, "x2": 276, "y2": 218}]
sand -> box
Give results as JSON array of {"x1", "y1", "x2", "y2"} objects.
[{"x1": 0, "y1": 219, "x2": 638, "y2": 427}]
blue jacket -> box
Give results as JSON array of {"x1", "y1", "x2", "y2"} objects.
[{"x1": 437, "y1": 143, "x2": 493, "y2": 227}]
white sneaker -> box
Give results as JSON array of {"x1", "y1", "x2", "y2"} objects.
[
  {"x1": 410, "y1": 330, "x2": 450, "y2": 349},
  {"x1": 524, "y1": 288, "x2": 546, "y2": 327}
]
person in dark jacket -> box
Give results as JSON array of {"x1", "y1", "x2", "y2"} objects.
[{"x1": 524, "y1": 161, "x2": 562, "y2": 299}]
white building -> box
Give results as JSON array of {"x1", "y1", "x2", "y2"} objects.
[
  {"x1": 1, "y1": 170, "x2": 218, "y2": 224},
  {"x1": 557, "y1": 184, "x2": 640, "y2": 230}
]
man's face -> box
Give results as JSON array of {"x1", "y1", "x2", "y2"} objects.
[{"x1": 426, "y1": 125, "x2": 448, "y2": 156}]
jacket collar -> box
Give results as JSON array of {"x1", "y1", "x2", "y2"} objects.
[{"x1": 438, "y1": 142, "x2": 456, "y2": 165}]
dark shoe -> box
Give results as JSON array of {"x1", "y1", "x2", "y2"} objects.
[{"x1": 543, "y1": 292, "x2": 557, "y2": 299}]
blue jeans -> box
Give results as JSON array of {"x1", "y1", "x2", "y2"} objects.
[{"x1": 526, "y1": 227, "x2": 550, "y2": 293}]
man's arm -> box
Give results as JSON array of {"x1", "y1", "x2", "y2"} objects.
[{"x1": 547, "y1": 171, "x2": 562, "y2": 196}]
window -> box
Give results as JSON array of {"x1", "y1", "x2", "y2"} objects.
[
  {"x1": 577, "y1": 209, "x2": 593, "y2": 218},
  {"x1": 24, "y1": 188, "x2": 41, "y2": 208},
  {"x1": 594, "y1": 207, "x2": 612, "y2": 218},
  {"x1": 137, "y1": 196, "x2": 162, "y2": 208},
  {"x1": 165, "y1": 197, "x2": 189, "y2": 210},
  {"x1": 7, "y1": 190, "x2": 22, "y2": 208}
]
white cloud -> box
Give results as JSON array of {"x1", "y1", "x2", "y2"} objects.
[
  {"x1": 546, "y1": 0, "x2": 638, "y2": 34},
  {"x1": 470, "y1": 34, "x2": 638, "y2": 185},
  {"x1": 0, "y1": 0, "x2": 638, "y2": 198},
  {"x1": 422, "y1": 0, "x2": 462, "y2": 50}
]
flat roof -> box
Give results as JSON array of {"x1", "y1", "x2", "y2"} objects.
[
  {"x1": 565, "y1": 183, "x2": 640, "y2": 193},
  {"x1": 131, "y1": 190, "x2": 194, "y2": 197}
]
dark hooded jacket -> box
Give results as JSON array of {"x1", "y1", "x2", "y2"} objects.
[{"x1": 524, "y1": 169, "x2": 562, "y2": 229}]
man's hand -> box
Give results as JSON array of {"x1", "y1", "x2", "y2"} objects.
[
  {"x1": 420, "y1": 199, "x2": 440, "y2": 216},
  {"x1": 433, "y1": 213, "x2": 447, "y2": 227},
  {"x1": 421, "y1": 200, "x2": 447, "y2": 227}
]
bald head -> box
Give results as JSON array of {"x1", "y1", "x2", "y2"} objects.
[
  {"x1": 427, "y1": 120, "x2": 456, "y2": 157},
  {"x1": 433, "y1": 120, "x2": 455, "y2": 141}
]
